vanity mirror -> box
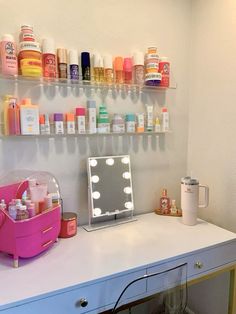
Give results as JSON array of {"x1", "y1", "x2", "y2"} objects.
[{"x1": 84, "y1": 155, "x2": 136, "y2": 231}]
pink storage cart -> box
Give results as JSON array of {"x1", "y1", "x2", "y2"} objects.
[{"x1": 0, "y1": 170, "x2": 61, "y2": 267}]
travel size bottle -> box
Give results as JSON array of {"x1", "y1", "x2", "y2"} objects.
[
  {"x1": 93, "y1": 53, "x2": 104, "y2": 83},
  {"x1": 160, "y1": 188, "x2": 170, "y2": 214},
  {"x1": 114, "y1": 56, "x2": 123, "y2": 84},
  {"x1": 81, "y1": 52, "x2": 91, "y2": 81},
  {"x1": 0, "y1": 34, "x2": 18, "y2": 76},
  {"x1": 69, "y1": 50, "x2": 79, "y2": 81},
  {"x1": 42, "y1": 38, "x2": 56, "y2": 79},
  {"x1": 123, "y1": 57, "x2": 133, "y2": 84},
  {"x1": 103, "y1": 54, "x2": 113, "y2": 84},
  {"x1": 133, "y1": 52, "x2": 144, "y2": 85},
  {"x1": 57, "y1": 48, "x2": 67, "y2": 80}
]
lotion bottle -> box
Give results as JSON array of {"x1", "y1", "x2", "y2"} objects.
[{"x1": 0, "y1": 34, "x2": 18, "y2": 76}]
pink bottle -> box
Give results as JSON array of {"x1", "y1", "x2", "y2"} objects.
[
  {"x1": 123, "y1": 57, "x2": 133, "y2": 84},
  {"x1": 0, "y1": 34, "x2": 18, "y2": 76}
]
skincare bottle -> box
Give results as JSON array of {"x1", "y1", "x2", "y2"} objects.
[
  {"x1": 146, "y1": 104, "x2": 153, "y2": 131},
  {"x1": 16, "y1": 205, "x2": 29, "y2": 221},
  {"x1": 170, "y1": 199, "x2": 178, "y2": 214},
  {"x1": 28, "y1": 203, "x2": 36, "y2": 218},
  {"x1": 159, "y1": 57, "x2": 170, "y2": 88},
  {"x1": 42, "y1": 38, "x2": 56, "y2": 78},
  {"x1": 20, "y1": 98, "x2": 40, "y2": 135},
  {"x1": 123, "y1": 57, "x2": 133, "y2": 84},
  {"x1": 114, "y1": 56, "x2": 123, "y2": 84},
  {"x1": 93, "y1": 53, "x2": 104, "y2": 83},
  {"x1": 112, "y1": 113, "x2": 125, "y2": 133},
  {"x1": 154, "y1": 116, "x2": 161, "y2": 132},
  {"x1": 145, "y1": 47, "x2": 161, "y2": 86},
  {"x1": 54, "y1": 113, "x2": 64, "y2": 134},
  {"x1": 44, "y1": 113, "x2": 51, "y2": 135},
  {"x1": 0, "y1": 199, "x2": 6, "y2": 210},
  {"x1": 69, "y1": 50, "x2": 79, "y2": 81},
  {"x1": 125, "y1": 114, "x2": 136, "y2": 133},
  {"x1": 76, "y1": 107, "x2": 86, "y2": 134},
  {"x1": 81, "y1": 52, "x2": 91, "y2": 81},
  {"x1": 8, "y1": 202, "x2": 17, "y2": 220},
  {"x1": 161, "y1": 107, "x2": 169, "y2": 132},
  {"x1": 57, "y1": 48, "x2": 67, "y2": 79},
  {"x1": 160, "y1": 188, "x2": 170, "y2": 214},
  {"x1": 133, "y1": 52, "x2": 144, "y2": 85},
  {"x1": 87, "y1": 100, "x2": 96, "y2": 134},
  {"x1": 136, "y1": 113, "x2": 144, "y2": 133},
  {"x1": 3, "y1": 95, "x2": 13, "y2": 135},
  {"x1": 8, "y1": 97, "x2": 20, "y2": 135},
  {"x1": 39, "y1": 114, "x2": 46, "y2": 134},
  {"x1": 0, "y1": 34, "x2": 18, "y2": 76},
  {"x1": 66, "y1": 113, "x2": 75, "y2": 134},
  {"x1": 103, "y1": 54, "x2": 113, "y2": 84},
  {"x1": 97, "y1": 105, "x2": 110, "y2": 133}
]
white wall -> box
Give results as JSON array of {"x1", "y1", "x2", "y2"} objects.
[
  {"x1": 0, "y1": 0, "x2": 191, "y2": 224},
  {"x1": 188, "y1": 0, "x2": 236, "y2": 233}
]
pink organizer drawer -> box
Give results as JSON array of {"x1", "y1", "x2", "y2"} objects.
[{"x1": 15, "y1": 221, "x2": 60, "y2": 258}]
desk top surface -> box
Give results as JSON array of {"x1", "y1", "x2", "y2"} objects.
[{"x1": 0, "y1": 212, "x2": 236, "y2": 309}]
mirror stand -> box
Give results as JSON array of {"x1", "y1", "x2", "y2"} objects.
[{"x1": 83, "y1": 187, "x2": 137, "y2": 232}]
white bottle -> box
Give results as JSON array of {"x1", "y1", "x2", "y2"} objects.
[
  {"x1": 66, "y1": 113, "x2": 75, "y2": 134},
  {"x1": 0, "y1": 199, "x2": 6, "y2": 210},
  {"x1": 161, "y1": 107, "x2": 169, "y2": 132},
  {"x1": 87, "y1": 100, "x2": 97, "y2": 134}
]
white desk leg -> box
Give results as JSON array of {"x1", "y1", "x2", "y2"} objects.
[{"x1": 228, "y1": 266, "x2": 236, "y2": 314}]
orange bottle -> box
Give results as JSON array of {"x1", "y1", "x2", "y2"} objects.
[{"x1": 160, "y1": 188, "x2": 170, "y2": 214}]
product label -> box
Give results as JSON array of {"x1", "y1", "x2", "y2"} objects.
[
  {"x1": 55, "y1": 121, "x2": 64, "y2": 134},
  {"x1": 159, "y1": 62, "x2": 170, "y2": 87},
  {"x1": 67, "y1": 220, "x2": 76, "y2": 236},
  {"x1": 43, "y1": 54, "x2": 56, "y2": 78},
  {"x1": 134, "y1": 66, "x2": 144, "y2": 85},
  {"x1": 77, "y1": 116, "x2": 86, "y2": 133},
  {"x1": 126, "y1": 121, "x2": 136, "y2": 133},
  {"x1": 112, "y1": 124, "x2": 125, "y2": 133},
  {"x1": 70, "y1": 64, "x2": 79, "y2": 80},
  {"x1": 67, "y1": 121, "x2": 75, "y2": 134},
  {"x1": 59, "y1": 63, "x2": 67, "y2": 79}
]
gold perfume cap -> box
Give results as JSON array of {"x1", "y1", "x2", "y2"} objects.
[{"x1": 57, "y1": 48, "x2": 67, "y2": 63}]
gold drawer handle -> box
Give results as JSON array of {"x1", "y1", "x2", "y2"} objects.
[
  {"x1": 42, "y1": 226, "x2": 53, "y2": 234},
  {"x1": 42, "y1": 240, "x2": 53, "y2": 248},
  {"x1": 194, "y1": 261, "x2": 204, "y2": 269}
]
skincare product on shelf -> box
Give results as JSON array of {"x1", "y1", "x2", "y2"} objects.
[
  {"x1": 170, "y1": 199, "x2": 178, "y2": 214},
  {"x1": 154, "y1": 116, "x2": 161, "y2": 132},
  {"x1": 159, "y1": 57, "x2": 170, "y2": 88},
  {"x1": 161, "y1": 107, "x2": 169, "y2": 132},
  {"x1": 66, "y1": 113, "x2": 75, "y2": 134},
  {"x1": 136, "y1": 113, "x2": 144, "y2": 133},
  {"x1": 44, "y1": 114, "x2": 51, "y2": 135},
  {"x1": 133, "y1": 52, "x2": 145, "y2": 85},
  {"x1": 8, "y1": 97, "x2": 20, "y2": 135},
  {"x1": 125, "y1": 113, "x2": 136, "y2": 133},
  {"x1": 97, "y1": 105, "x2": 110, "y2": 133},
  {"x1": 123, "y1": 57, "x2": 133, "y2": 84},
  {"x1": 87, "y1": 100, "x2": 97, "y2": 133},
  {"x1": 0, "y1": 34, "x2": 18, "y2": 76},
  {"x1": 146, "y1": 104, "x2": 153, "y2": 131},
  {"x1": 57, "y1": 48, "x2": 67, "y2": 79},
  {"x1": 20, "y1": 98, "x2": 40, "y2": 135},
  {"x1": 93, "y1": 53, "x2": 104, "y2": 83},
  {"x1": 103, "y1": 54, "x2": 113, "y2": 84},
  {"x1": 3, "y1": 95, "x2": 13, "y2": 135},
  {"x1": 19, "y1": 25, "x2": 35, "y2": 42},
  {"x1": 39, "y1": 114, "x2": 46, "y2": 134},
  {"x1": 114, "y1": 56, "x2": 124, "y2": 84},
  {"x1": 42, "y1": 38, "x2": 56, "y2": 78},
  {"x1": 69, "y1": 50, "x2": 79, "y2": 81},
  {"x1": 112, "y1": 113, "x2": 125, "y2": 133},
  {"x1": 54, "y1": 113, "x2": 64, "y2": 134},
  {"x1": 145, "y1": 47, "x2": 161, "y2": 86},
  {"x1": 81, "y1": 52, "x2": 91, "y2": 81},
  {"x1": 160, "y1": 188, "x2": 170, "y2": 214},
  {"x1": 76, "y1": 107, "x2": 86, "y2": 134}
]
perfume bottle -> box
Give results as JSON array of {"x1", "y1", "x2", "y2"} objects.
[
  {"x1": 170, "y1": 199, "x2": 178, "y2": 214},
  {"x1": 160, "y1": 188, "x2": 170, "y2": 214}
]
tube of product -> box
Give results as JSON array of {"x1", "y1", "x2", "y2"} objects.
[
  {"x1": 66, "y1": 113, "x2": 75, "y2": 134},
  {"x1": 136, "y1": 113, "x2": 144, "y2": 133},
  {"x1": 146, "y1": 104, "x2": 153, "y2": 131},
  {"x1": 161, "y1": 107, "x2": 169, "y2": 132},
  {"x1": 54, "y1": 113, "x2": 64, "y2": 134},
  {"x1": 44, "y1": 113, "x2": 51, "y2": 135},
  {"x1": 87, "y1": 100, "x2": 97, "y2": 133}
]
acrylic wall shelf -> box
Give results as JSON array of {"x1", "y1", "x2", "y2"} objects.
[{"x1": 0, "y1": 74, "x2": 177, "y2": 91}]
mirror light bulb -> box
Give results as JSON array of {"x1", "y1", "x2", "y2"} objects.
[
  {"x1": 121, "y1": 157, "x2": 129, "y2": 164},
  {"x1": 90, "y1": 159, "x2": 97, "y2": 167},
  {"x1": 92, "y1": 191, "x2": 101, "y2": 199},
  {"x1": 94, "y1": 208, "x2": 102, "y2": 216},
  {"x1": 106, "y1": 158, "x2": 115, "y2": 166},
  {"x1": 125, "y1": 202, "x2": 133, "y2": 209},
  {"x1": 122, "y1": 172, "x2": 131, "y2": 179},
  {"x1": 124, "y1": 187, "x2": 132, "y2": 194},
  {"x1": 91, "y1": 175, "x2": 99, "y2": 183}
]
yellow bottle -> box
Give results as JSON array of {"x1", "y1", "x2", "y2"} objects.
[{"x1": 2, "y1": 95, "x2": 13, "y2": 135}]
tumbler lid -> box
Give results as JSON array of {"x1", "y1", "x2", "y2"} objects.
[{"x1": 181, "y1": 176, "x2": 199, "y2": 185}]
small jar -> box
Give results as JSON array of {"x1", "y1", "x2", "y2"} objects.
[{"x1": 59, "y1": 212, "x2": 77, "y2": 238}]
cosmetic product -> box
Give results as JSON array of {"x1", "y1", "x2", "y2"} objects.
[
  {"x1": 146, "y1": 104, "x2": 153, "y2": 131},
  {"x1": 133, "y1": 52, "x2": 145, "y2": 85},
  {"x1": 93, "y1": 53, "x2": 104, "y2": 83},
  {"x1": 3, "y1": 95, "x2": 13, "y2": 135},
  {"x1": 16, "y1": 205, "x2": 29, "y2": 221},
  {"x1": 69, "y1": 50, "x2": 79, "y2": 81},
  {"x1": 8, "y1": 202, "x2": 17, "y2": 220},
  {"x1": 112, "y1": 113, "x2": 125, "y2": 133},
  {"x1": 28, "y1": 203, "x2": 36, "y2": 218},
  {"x1": 59, "y1": 212, "x2": 77, "y2": 238},
  {"x1": 97, "y1": 105, "x2": 110, "y2": 133},
  {"x1": 66, "y1": 113, "x2": 75, "y2": 134},
  {"x1": 54, "y1": 113, "x2": 64, "y2": 134},
  {"x1": 145, "y1": 47, "x2": 161, "y2": 86},
  {"x1": 39, "y1": 114, "x2": 46, "y2": 134},
  {"x1": 0, "y1": 199, "x2": 6, "y2": 210},
  {"x1": 42, "y1": 38, "x2": 56, "y2": 79},
  {"x1": 160, "y1": 188, "x2": 170, "y2": 214},
  {"x1": 57, "y1": 48, "x2": 67, "y2": 80},
  {"x1": 103, "y1": 54, "x2": 113, "y2": 84},
  {"x1": 114, "y1": 56, "x2": 123, "y2": 84},
  {"x1": 44, "y1": 195, "x2": 53, "y2": 211},
  {"x1": 159, "y1": 57, "x2": 170, "y2": 88},
  {"x1": 125, "y1": 114, "x2": 136, "y2": 133},
  {"x1": 170, "y1": 199, "x2": 178, "y2": 214},
  {"x1": 8, "y1": 97, "x2": 20, "y2": 135},
  {"x1": 75, "y1": 107, "x2": 86, "y2": 134},
  {"x1": 44, "y1": 113, "x2": 51, "y2": 135},
  {"x1": 154, "y1": 116, "x2": 161, "y2": 132},
  {"x1": 87, "y1": 100, "x2": 97, "y2": 133},
  {"x1": 18, "y1": 41, "x2": 42, "y2": 77},
  {"x1": 0, "y1": 34, "x2": 18, "y2": 76},
  {"x1": 123, "y1": 57, "x2": 133, "y2": 84},
  {"x1": 19, "y1": 25, "x2": 35, "y2": 42},
  {"x1": 20, "y1": 98, "x2": 40, "y2": 135},
  {"x1": 81, "y1": 52, "x2": 91, "y2": 81},
  {"x1": 48, "y1": 192, "x2": 60, "y2": 205},
  {"x1": 136, "y1": 113, "x2": 144, "y2": 133},
  {"x1": 161, "y1": 107, "x2": 169, "y2": 132}
]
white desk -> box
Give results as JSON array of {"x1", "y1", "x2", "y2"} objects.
[{"x1": 0, "y1": 213, "x2": 236, "y2": 313}]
